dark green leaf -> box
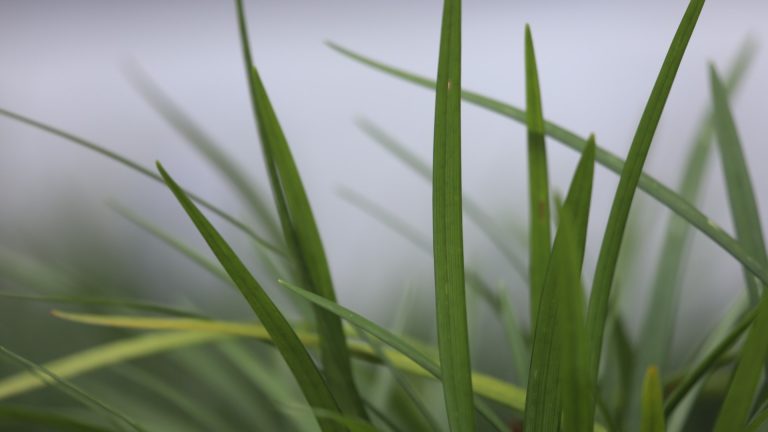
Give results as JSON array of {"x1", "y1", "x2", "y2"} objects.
[
  {"x1": 711, "y1": 62, "x2": 768, "y2": 431},
  {"x1": 525, "y1": 137, "x2": 595, "y2": 432},
  {"x1": 710, "y1": 64, "x2": 768, "y2": 299},
  {"x1": 586, "y1": 0, "x2": 706, "y2": 410},
  {"x1": 629, "y1": 39, "x2": 756, "y2": 429},
  {"x1": 524, "y1": 25, "x2": 552, "y2": 329},
  {"x1": 430, "y1": 0, "x2": 475, "y2": 428},
  {"x1": 157, "y1": 162, "x2": 345, "y2": 432},
  {"x1": 234, "y1": 0, "x2": 366, "y2": 418}
]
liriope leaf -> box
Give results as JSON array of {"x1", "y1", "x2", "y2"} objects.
[
  {"x1": 630, "y1": 39, "x2": 756, "y2": 429},
  {"x1": 234, "y1": 0, "x2": 366, "y2": 418},
  {"x1": 710, "y1": 64, "x2": 768, "y2": 298},
  {"x1": 157, "y1": 162, "x2": 345, "y2": 432},
  {"x1": 711, "y1": 63, "x2": 768, "y2": 432},
  {"x1": 586, "y1": 0, "x2": 706, "y2": 410},
  {"x1": 431, "y1": 0, "x2": 474, "y2": 429},
  {"x1": 525, "y1": 137, "x2": 595, "y2": 432},
  {"x1": 524, "y1": 25, "x2": 552, "y2": 329}
]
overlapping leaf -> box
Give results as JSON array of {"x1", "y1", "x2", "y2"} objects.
[
  {"x1": 157, "y1": 162, "x2": 345, "y2": 432},
  {"x1": 234, "y1": 0, "x2": 366, "y2": 418},
  {"x1": 525, "y1": 137, "x2": 595, "y2": 432}
]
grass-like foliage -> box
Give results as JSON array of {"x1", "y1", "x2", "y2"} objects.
[{"x1": 1, "y1": 0, "x2": 767, "y2": 430}]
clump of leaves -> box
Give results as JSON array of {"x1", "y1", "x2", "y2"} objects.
[{"x1": 0, "y1": 0, "x2": 766, "y2": 431}]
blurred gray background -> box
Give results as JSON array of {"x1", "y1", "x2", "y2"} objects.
[{"x1": 1, "y1": 0, "x2": 767, "y2": 356}]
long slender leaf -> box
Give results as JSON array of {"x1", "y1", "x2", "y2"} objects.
[
  {"x1": 0, "y1": 331, "x2": 222, "y2": 400},
  {"x1": 126, "y1": 65, "x2": 283, "y2": 246},
  {"x1": 524, "y1": 25, "x2": 552, "y2": 329},
  {"x1": 558, "y1": 209, "x2": 591, "y2": 432},
  {"x1": 586, "y1": 0, "x2": 706, "y2": 409},
  {"x1": 711, "y1": 62, "x2": 768, "y2": 432},
  {"x1": 157, "y1": 162, "x2": 345, "y2": 432},
  {"x1": 640, "y1": 367, "x2": 665, "y2": 432},
  {"x1": 234, "y1": 0, "x2": 366, "y2": 418},
  {"x1": 630, "y1": 40, "x2": 756, "y2": 430},
  {"x1": 51, "y1": 309, "x2": 533, "y2": 417},
  {"x1": 0, "y1": 108, "x2": 283, "y2": 256},
  {"x1": 431, "y1": 0, "x2": 474, "y2": 429},
  {"x1": 710, "y1": 64, "x2": 768, "y2": 298},
  {"x1": 326, "y1": 37, "x2": 768, "y2": 288},
  {"x1": 525, "y1": 137, "x2": 595, "y2": 432}
]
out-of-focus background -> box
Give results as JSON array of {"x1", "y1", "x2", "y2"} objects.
[{"x1": 0, "y1": 0, "x2": 767, "y2": 381}]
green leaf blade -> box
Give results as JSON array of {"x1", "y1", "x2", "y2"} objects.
[
  {"x1": 630, "y1": 40, "x2": 756, "y2": 429},
  {"x1": 586, "y1": 0, "x2": 706, "y2": 403},
  {"x1": 710, "y1": 63, "x2": 768, "y2": 432},
  {"x1": 157, "y1": 163, "x2": 345, "y2": 432},
  {"x1": 431, "y1": 0, "x2": 475, "y2": 430},
  {"x1": 525, "y1": 25, "x2": 552, "y2": 329},
  {"x1": 525, "y1": 137, "x2": 595, "y2": 432},
  {"x1": 234, "y1": 0, "x2": 366, "y2": 419},
  {"x1": 710, "y1": 65, "x2": 768, "y2": 295}
]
